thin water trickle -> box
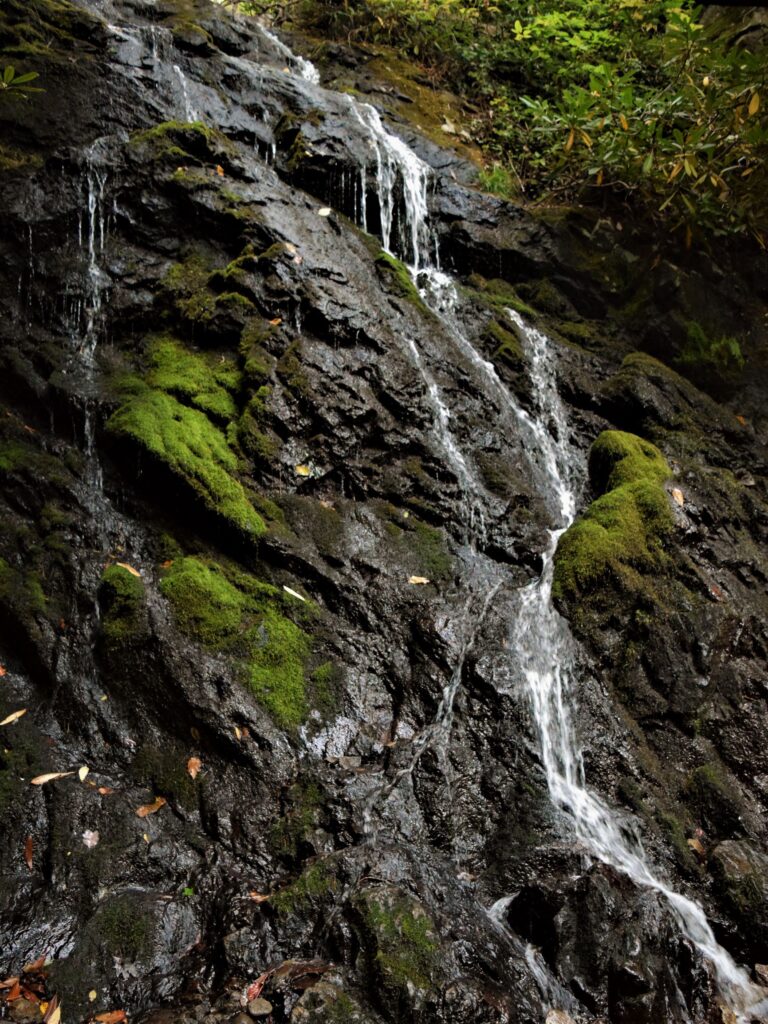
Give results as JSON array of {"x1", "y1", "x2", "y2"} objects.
[
  {"x1": 173, "y1": 64, "x2": 198, "y2": 122},
  {"x1": 259, "y1": 25, "x2": 321, "y2": 85}
]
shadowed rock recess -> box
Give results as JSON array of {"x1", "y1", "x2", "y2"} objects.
[{"x1": 1, "y1": 1, "x2": 768, "y2": 1023}]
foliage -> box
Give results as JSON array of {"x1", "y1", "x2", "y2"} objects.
[
  {"x1": 0, "y1": 65, "x2": 41, "y2": 98},
  {"x1": 241, "y1": 0, "x2": 768, "y2": 242}
]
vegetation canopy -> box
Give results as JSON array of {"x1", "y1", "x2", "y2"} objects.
[{"x1": 230, "y1": 0, "x2": 767, "y2": 245}]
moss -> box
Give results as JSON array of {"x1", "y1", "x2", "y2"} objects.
[
  {"x1": 132, "y1": 741, "x2": 197, "y2": 810},
  {"x1": 232, "y1": 388, "x2": 279, "y2": 464},
  {"x1": 270, "y1": 860, "x2": 338, "y2": 915},
  {"x1": 0, "y1": 557, "x2": 46, "y2": 617},
  {"x1": 484, "y1": 317, "x2": 523, "y2": 369},
  {"x1": 657, "y1": 809, "x2": 699, "y2": 876},
  {"x1": 277, "y1": 341, "x2": 310, "y2": 398},
  {"x1": 271, "y1": 781, "x2": 323, "y2": 859},
  {"x1": 162, "y1": 252, "x2": 217, "y2": 324},
  {"x1": 466, "y1": 273, "x2": 535, "y2": 317},
  {"x1": 684, "y1": 762, "x2": 744, "y2": 837},
  {"x1": 375, "y1": 251, "x2": 430, "y2": 314},
  {"x1": 379, "y1": 508, "x2": 453, "y2": 581},
  {"x1": 676, "y1": 320, "x2": 745, "y2": 390},
  {"x1": 553, "y1": 430, "x2": 673, "y2": 601},
  {"x1": 146, "y1": 335, "x2": 240, "y2": 421},
  {"x1": 90, "y1": 893, "x2": 153, "y2": 961},
  {"x1": 107, "y1": 383, "x2": 265, "y2": 535},
  {"x1": 129, "y1": 120, "x2": 222, "y2": 162},
  {"x1": 360, "y1": 890, "x2": 440, "y2": 993},
  {"x1": 98, "y1": 565, "x2": 146, "y2": 645},
  {"x1": 160, "y1": 557, "x2": 314, "y2": 727},
  {"x1": 240, "y1": 322, "x2": 276, "y2": 385}
]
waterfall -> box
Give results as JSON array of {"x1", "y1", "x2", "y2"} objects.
[
  {"x1": 337, "y1": 89, "x2": 767, "y2": 1021},
  {"x1": 173, "y1": 63, "x2": 199, "y2": 122}
]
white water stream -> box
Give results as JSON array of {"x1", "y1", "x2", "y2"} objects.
[{"x1": 338, "y1": 76, "x2": 767, "y2": 1020}]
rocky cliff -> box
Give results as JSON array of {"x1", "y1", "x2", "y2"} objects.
[{"x1": 1, "y1": 2, "x2": 768, "y2": 1023}]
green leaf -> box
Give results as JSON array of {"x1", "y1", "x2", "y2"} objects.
[{"x1": 3, "y1": 66, "x2": 15, "y2": 84}]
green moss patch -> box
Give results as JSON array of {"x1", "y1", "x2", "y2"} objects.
[
  {"x1": 375, "y1": 251, "x2": 430, "y2": 315},
  {"x1": 271, "y1": 859, "x2": 338, "y2": 915},
  {"x1": 553, "y1": 430, "x2": 673, "y2": 601},
  {"x1": 0, "y1": 556, "x2": 46, "y2": 618},
  {"x1": 145, "y1": 335, "x2": 240, "y2": 421},
  {"x1": 160, "y1": 556, "x2": 315, "y2": 727},
  {"x1": 98, "y1": 565, "x2": 146, "y2": 645},
  {"x1": 107, "y1": 382, "x2": 264, "y2": 536},
  {"x1": 129, "y1": 120, "x2": 227, "y2": 163},
  {"x1": 359, "y1": 888, "x2": 440, "y2": 993}
]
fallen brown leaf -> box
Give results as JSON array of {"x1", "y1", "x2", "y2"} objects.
[
  {"x1": 135, "y1": 796, "x2": 166, "y2": 818},
  {"x1": 216, "y1": 164, "x2": 225, "y2": 177},
  {"x1": 97, "y1": 786, "x2": 114, "y2": 796},
  {"x1": 30, "y1": 771, "x2": 75, "y2": 786},
  {"x1": 248, "y1": 891, "x2": 270, "y2": 903},
  {"x1": 1, "y1": 708, "x2": 27, "y2": 726},
  {"x1": 24, "y1": 836, "x2": 33, "y2": 871},
  {"x1": 93, "y1": 1011, "x2": 127, "y2": 1023},
  {"x1": 22, "y1": 957, "x2": 45, "y2": 974},
  {"x1": 0, "y1": 665, "x2": 6, "y2": 677},
  {"x1": 408, "y1": 576, "x2": 430, "y2": 585},
  {"x1": 0, "y1": 977, "x2": 20, "y2": 990},
  {"x1": 186, "y1": 756, "x2": 202, "y2": 780},
  {"x1": 269, "y1": 317, "x2": 282, "y2": 326},
  {"x1": 6, "y1": 980, "x2": 21, "y2": 1001}
]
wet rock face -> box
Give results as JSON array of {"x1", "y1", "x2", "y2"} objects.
[{"x1": 1, "y1": 1, "x2": 768, "y2": 1023}]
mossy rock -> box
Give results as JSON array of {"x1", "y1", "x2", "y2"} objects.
[
  {"x1": 553, "y1": 430, "x2": 673, "y2": 602},
  {"x1": 129, "y1": 120, "x2": 228, "y2": 164},
  {"x1": 0, "y1": 556, "x2": 46, "y2": 621},
  {"x1": 356, "y1": 886, "x2": 441, "y2": 996},
  {"x1": 107, "y1": 382, "x2": 265, "y2": 536},
  {"x1": 684, "y1": 762, "x2": 745, "y2": 839},
  {"x1": 270, "y1": 780, "x2": 325, "y2": 860},
  {"x1": 466, "y1": 273, "x2": 535, "y2": 317},
  {"x1": 98, "y1": 564, "x2": 147, "y2": 646},
  {"x1": 160, "y1": 556, "x2": 317, "y2": 727},
  {"x1": 162, "y1": 252, "x2": 218, "y2": 325},
  {"x1": 145, "y1": 335, "x2": 241, "y2": 421},
  {"x1": 132, "y1": 741, "x2": 197, "y2": 810},
  {"x1": 270, "y1": 859, "x2": 339, "y2": 916},
  {"x1": 483, "y1": 317, "x2": 523, "y2": 370},
  {"x1": 374, "y1": 251, "x2": 431, "y2": 316},
  {"x1": 231, "y1": 387, "x2": 279, "y2": 464}
]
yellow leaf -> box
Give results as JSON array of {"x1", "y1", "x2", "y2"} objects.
[
  {"x1": 408, "y1": 576, "x2": 431, "y2": 585},
  {"x1": 619, "y1": 113, "x2": 629, "y2": 131},
  {"x1": 669, "y1": 162, "x2": 683, "y2": 181},
  {"x1": 115, "y1": 562, "x2": 141, "y2": 577},
  {"x1": 216, "y1": 164, "x2": 225, "y2": 176},
  {"x1": 47, "y1": 1007, "x2": 61, "y2": 1024},
  {"x1": 186, "y1": 756, "x2": 202, "y2": 780},
  {"x1": 0, "y1": 708, "x2": 27, "y2": 726},
  {"x1": 564, "y1": 128, "x2": 575, "y2": 153},
  {"x1": 234, "y1": 726, "x2": 242, "y2": 741},
  {"x1": 269, "y1": 317, "x2": 282, "y2": 326},
  {"x1": 30, "y1": 771, "x2": 75, "y2": 785},
  {"x1": 672, "y1": 488, "x2": 685, "y2": 507},
  {"x1": 89, "y1": 992, "x2": 98, "y2": 1003},
  {"x1": 579, "y1": 130, "x2": 593, "y2": 148},
  {"x1": 749, "y1": 92, "x2": 760, "y2": 116},
  {"x1": 596, "y1": 168, "x2": 604, "y2": 186},
  {"x1": 294, "y1": 464, "x2": 311, "y2": 477},
  {"x1": 282, "y1": 585, "x2": 307, "y2": 602},
  {"x1": 78, "y1": 765, "x2": 90, "y2": 782}
]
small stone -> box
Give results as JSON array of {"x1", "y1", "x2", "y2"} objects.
[
  {"x1": 755, "y1": 963, "x2": 768, "y2": 986},
  {"x1": 247, "y1": 1000, "x2": 273, "y2": 1018},
  {"x1": 231, "y1": 1014, "x2": 251, "y2": 1024}
]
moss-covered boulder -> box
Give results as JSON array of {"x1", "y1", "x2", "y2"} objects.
[
  {"x1": 160, "y1": 556, "x2": 316, "y2": 727},
  {"x1": 98, "y1": 564, "x2": 147, "y2": 646},
  {"x1": 553, "y1": 430, "x2": 673, "y2": 602}
]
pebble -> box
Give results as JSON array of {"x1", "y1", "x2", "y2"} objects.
[{"x1": 247, "y1": 999, "x2": 273, "y2": 1018}]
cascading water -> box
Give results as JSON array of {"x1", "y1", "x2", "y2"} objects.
[{"x1": 337, "y1": 82, "x2": 768, "y2": 1020}]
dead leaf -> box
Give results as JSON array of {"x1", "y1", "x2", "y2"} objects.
[
  {"x1": 735, "y1": 414, "x2": 747, "y2": 426},
  {"x1": 246, "y1": 972, "x2": 273, "y2": 1002},
  {"x1": 216, "y1": 164, "x2": 225, "y2": 177},
  {"x1": 671, "y1": 488, "x2": 685, "y2": 507},
  {"x1": 99, "y1": 695, "x2": 108, "y2": 702},
  {"x1": 97, "y1": 786, "x2": 114, "y2": 796},
  {"x1": 160, "y1": 559, "x2": 173, "y2": 570},
  {"x1": 22, "y1": 957, "x2": 46, "y2": 974},
  {"x1": 687, "y1": 836, "x2": 706, "y2": 858},
  {"x1": 136, "y1": 796, "x2": 166, "y2": 818},
  {"x1": 269, "y1": 317, "x2": 282, "y2": 326},
  {"x1": 294, "y1": 464, "x2": 311, "y2": 477},
  {"x1": 115, "y1": 562, "x2": 140, "y2": 578},
  {"x1": 0, "y1": 665, "x2": 6, "y2": 677},
  {"x1": 24, "y1": 836, "x2": 33, "y2": 871},
  {"x1": 282, "y1": 586, "x2": 307, "y2": 602},
  {"x1": 284, "y1": 243, "x2": 297, "y2": 254},
  {"x1": 44, "y1": 997, "x2": 60, "y2": 1024},
  {"x1": 78, "y1": 765, "x2": 90, "y2": 782},
  {"x1": 234, "y1": 726, "x2": 242, "y2": 741},
  {"x1": 88, "y1": 992, "x2": 98, "y2": 1003},
  {"x1": 248, "y1": 891, "x2": 270, "y2": 903},
  {"x1": 30, "y1": 771, "x2": 75, "y2": 786},
  {"x1": 94, "y1": 1012, "x2": 127, "y2": 1024},
  {"x1": 317, "y1": 207, "x2": 331, "y2": 217},
  {"x1": 408, "y1": 576, "x2": 430, "y2": 585},
  {"x1": 0, "y1": 978, "x2": 20, "y2": 990},
  {"x1": 82, "y1": 830, "x2": 100, "y2": 849},
  {"x1": 1, "y1": 708, "x2": 27, "y2": 726},
  {"x1": 7, "y1": 980, "x2": 22, "y2": 1001},
  {"x1": 142, "y1": 833, "x2": 150, "y2": 844},
  {"x1": 186, "y1": 756, "x2": 202, "y2": 780}
]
